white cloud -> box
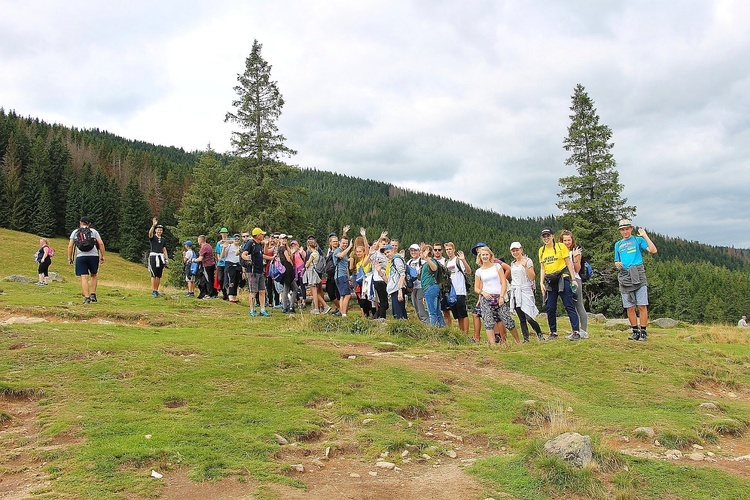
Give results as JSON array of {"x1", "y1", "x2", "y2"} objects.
[{"x1": 1, "y1": 0, "x2": 749, "y2": 247}]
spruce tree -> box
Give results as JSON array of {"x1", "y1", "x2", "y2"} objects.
[
  {"x1": 33, "y1": 186, "x2": 56, "y2": 237},
  {"x1": 224, "y1": 39, "x2": 297, "y2": 164},
  {"x1": 557, "y1": 84, "x2": 635, "y2": 311},
  {"x1": 2, "y1": 134, "x2": 27, "y2": 231},
  {"x1": 119, "y1": 178, "x2": 151, "y2": 263}
]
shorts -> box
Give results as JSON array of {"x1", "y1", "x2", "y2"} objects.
[
  {"x1": 248, "y1": 272, "x2": 266, "y2": 293},
  {"x1": 335, "y1": 275, "x2": 351, "y2": 296},
  {"x1": 185, "y1": 274, "x2": 195, "y2": 283},
  {"x1": 621, "y1": 285, "x2": 648, "y2": 308},
  {"x1": 449, "y1": 295, "x2": 468, "y2": 319},
  {"x1": 148, "y1": 254, "x2": 166, "y2": 278},
  {"x1": 75, "y1": 255, "x2": 100, "y2": 276},
  {"x1": 479, "y1": 296, "x2": 516, "y2": 331}
]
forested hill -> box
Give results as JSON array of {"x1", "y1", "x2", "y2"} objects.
[
  {"x1": 1, "y1": 108, "x2": 748, "y2": 269},
  {"x1": 285, "y1": 169, "x2": 750, "y2": 269}
]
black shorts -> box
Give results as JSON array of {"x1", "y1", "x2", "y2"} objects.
[{"x1": 449, "y1": 295, "x2": 468, "y2": 319}]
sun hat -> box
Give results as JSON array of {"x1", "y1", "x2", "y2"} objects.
[
  {"x1": 509, "y1": 241, "x2": 523, "y2": 250},
  {"x1": 618, "y1": 219, "x2": 633, "y2": 229},
  {"x1": 471, "y1": 242, "x2": 489, "y2": 256},
  {"x1": 219, "y1": 227, "x2": 228, "y2": 233},
  {"x1": 251, "y1": 227, "x2": 266, "y2": 236}
]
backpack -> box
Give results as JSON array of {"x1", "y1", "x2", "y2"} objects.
[
  {"x1": 313, "y1": 248, "x2": 326, "y2": 275},
  {"x1": 74, "y1": 227, "x2": 96, "y2": 252},
  {"x1": 436, "y1": 261, "x2": 452, "y2": 295},
  {"x1": 47, "y1": 246, "x2": 55, "y2": 257},
  {"x1": 405, "y1": 259, "x2": 419, "y2": 293},
  {"x1": 580, "y1": 259, "x2": 594, "y2": 282},
  {"x1": 323, "y1": 250, "x2": 336, "y2": 276}
]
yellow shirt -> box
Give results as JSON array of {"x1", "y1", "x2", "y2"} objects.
[{"x1": 538, "y1": 243, "x2": 569, "y2": 275}]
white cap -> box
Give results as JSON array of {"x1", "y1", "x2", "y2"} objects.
[
  {"x1": 509, "y1": 241, "x2": 522, "y2": 250},
  {"x1": 409, "y1": 244, "x2": 420, "y2": 251}
]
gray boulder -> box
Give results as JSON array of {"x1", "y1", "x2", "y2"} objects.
[
  {"x1": 604, "y1": 319, "x2": 631, "y2": 330},
  {"x1": 588, "y1": 313, "x2": 607, "y2": 323},
  {"x1": 2, "y1": 275, "x2": 35, "y2": 284},
  {"x1": 651, "y1": 318, "x2": 682, "y2": 328},
  {"x1": 543, "y1": 432, "x2": 593, "y2": 468}
]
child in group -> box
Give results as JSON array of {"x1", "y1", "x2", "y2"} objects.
[{"x1": 183, "y1": 241, "x2": 197, "y2": 298}]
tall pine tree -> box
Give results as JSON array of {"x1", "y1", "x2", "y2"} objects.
[
  {"x1": 119, "y1": 178, "x2": 151, "y2": 263},
  {"x1": 557, "y1": 84, "x2": 636, "y2": 312},
  {"x1": 220, "y1": 40, "x2": 307, "y2": 234},
  {"x1": 2, "y1": 134, "x2": 27, "y2": 231}
]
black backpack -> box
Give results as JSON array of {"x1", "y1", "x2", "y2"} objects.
[
  {"x1": 75, "y1": 227, "x2": 96, "y2": 252},
  {"x1": 436, "y1": 261, "x2": 452, "y2": 295},
  {"x1": 324, "y1": 250, "x2": 336, "y2": 276}
]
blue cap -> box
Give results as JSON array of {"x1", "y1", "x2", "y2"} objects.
[
  {"x1": 471, "y1": 242, "x2": 488, "y2": 255},
  {"x1": 382, "y1": 244, "x2": 394, "y2": 250},
  {"x1": 184, "y1": 240, "x2": 192, "y2": 247}
]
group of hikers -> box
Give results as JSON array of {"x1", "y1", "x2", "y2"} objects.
[{"x1": 34, "y1": 215, "x2": 680, "y2": 344}]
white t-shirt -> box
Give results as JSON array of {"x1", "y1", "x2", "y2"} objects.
[
  {"x1": 370, "y1": 250, "x2": 387, "y2": 282},
  {"x1": 475, "y1": 264, "x2": 503, "y2": 295},
  {"x1": 510, "y1": 258, "x2": 534, "y2": 287},
  {"x1": 446, "y1": 257, "x2": 467, "y2": 295}
]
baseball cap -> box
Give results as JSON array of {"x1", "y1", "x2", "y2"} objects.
[
  {"x1": 184, "y1": 240, "x2": 192, "y2": 247},
  {"x1": 541, "y1": 227, "x2": 553, "y2": 236},
  {"x1": 510, "y1": 241, "x2": 522, "y2": 250},
  {"x1": 409, "y1": 244, "x2": 420, "y2": 251},
  {"x1": 251, "y1": 227, "x2": 266, "y2": 236},
  {"x1": 382, "y1": 244, "x2": 394, "y2": 250},
  {"x1": 79, "y1": 216, "x2": 91, "y2": 224},
  {"x1": 279, "y1": 233, "x2": 289, "y2": 239}
]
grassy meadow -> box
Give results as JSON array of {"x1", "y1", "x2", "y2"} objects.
[{"x1": 1, "y1": 228, "x2": 749, "y2": 499}]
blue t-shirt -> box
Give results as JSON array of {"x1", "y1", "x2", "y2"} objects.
[
  {"x1": 333, "y1": 248, "x2": 350, "y2": 279},
  {"x1": 614, "y1": 236, "x2": 649, "y2": 269}
]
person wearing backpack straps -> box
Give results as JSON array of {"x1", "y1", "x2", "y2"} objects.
[
  {"x1": 419, "y1": 244, "x2": 445, "y2": 327},
  {"x1": 304, "y1": 235, "x2": 329, "y2": 314},
  {"x1": 407, "y1": 244, "x2": 429, "y2": 323},
  {"x1": 444, "y1": 242, "x2": 471, "y2": 335},
  {"x1": 383, "y1": 243, "x2": 408, "y2": 319},
  {"x1": 241, "y1": 228, "x2": 270, "y2": 316},
  {"x1": 67, "y1": 216, "x2": 105, "y2": 304},
  {"x1": 35, "y1": 237, "x2": 53, "y2": 286},
  {"x1": 538, "y1": 227, "x2": 580, "y2": 341},
  {"x1": 561, "y1": 230, "x2": 589, "y2": 339}
]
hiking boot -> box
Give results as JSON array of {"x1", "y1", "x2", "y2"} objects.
[
  {"x1": 628, "y1": 330, "x2": 641, "y2": 341},
  {"x1": 89, "y1": 293, "x2": 97, "y2": 302},
  {"x1": 637, "y1": 330, "x2": 647, "y2": 342},
  {"x1": 548, "y1": 333, "x2": 558, "y2": 340},
  {"x1": 569, "y1": 332, "x2": 581, "y2": 341},
  {"x1": 83, "y1": 296, "x2": 91, "y2": 304},
  {"x1": 536, "y1": 332, "x2": 547, "y2": 341},
  {"x1": 260, "y1": 310, "x2": 271, "y2": 317}
]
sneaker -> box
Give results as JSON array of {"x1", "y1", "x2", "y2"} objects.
[
  {"x1": 34, "y1": 281, "x2": 43, "y2": 286},
  {"x1": 569, "y1": 332, "x2": 581, "y2": 341},
  {"x1": 566, "y1": 332, "x2": 575, "y2": 340},
  {"x1": 628, "y1": 330, "x2": 641, "y2": 341},
  {"x1": 184, "y1": 292, "x2": 195, "y2": 298},
  {"x1": 536, "y1": 332, "x2": 547, "y2": 341},
  {"x1": 310, "y1": 309, "x2": 320, "y2": 315},
  {"x1": 83, "y1": 296, "x2": 91, "y2": 304},
  {"x1": 332, "y1": 310, "x2": 342, "y2": 317},
  {"x1": 89, "y1": 293, "x2": 97, "y2": 303},
  {"x1": 260, "y1": 310, "x2": 271, "y2": 317},
  {"x1": 152, "y1": 291, "x2": 159, "y2": 298},
  {"x1": 637, "y1": 330, "x2": 647, "y2": 342},
  {"x1": 548, "y1": 333, "x2": 558, "y2": 340},
  {"x1": 249, "y1": 309, "x2": 256, "y2": 317},
  {"x1": 522, "y1": 338, "x2": 530, "y2": 344},
  {"x1": 274, "y1": 304, "x2": 283, "y2": 309},
  {"x1": 323, "y1": 306, "x2": 332, "y2": 314},
  {"x1": 579, "y1": 330, "x2": 589, "y2": 339}
]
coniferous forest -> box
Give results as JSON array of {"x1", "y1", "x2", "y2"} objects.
[{"x1": 1, "y1": 105, "x2": 749, "y2": 323}]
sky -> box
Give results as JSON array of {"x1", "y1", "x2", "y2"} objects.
[{"x1": 2, "y1": 0, "x2": 749, "y2": 248}]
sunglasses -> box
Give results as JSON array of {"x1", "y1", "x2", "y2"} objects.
[{"x1": 434, "y1": 248, "x2": 443, "y2": 251}]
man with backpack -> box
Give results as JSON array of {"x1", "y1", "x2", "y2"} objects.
[
  {"x1": 67, "y1": 216, "x2": 105, "y2": 304},
  {"x1": 241, "y1": 227, "x2": 271, "y2": 317}
]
